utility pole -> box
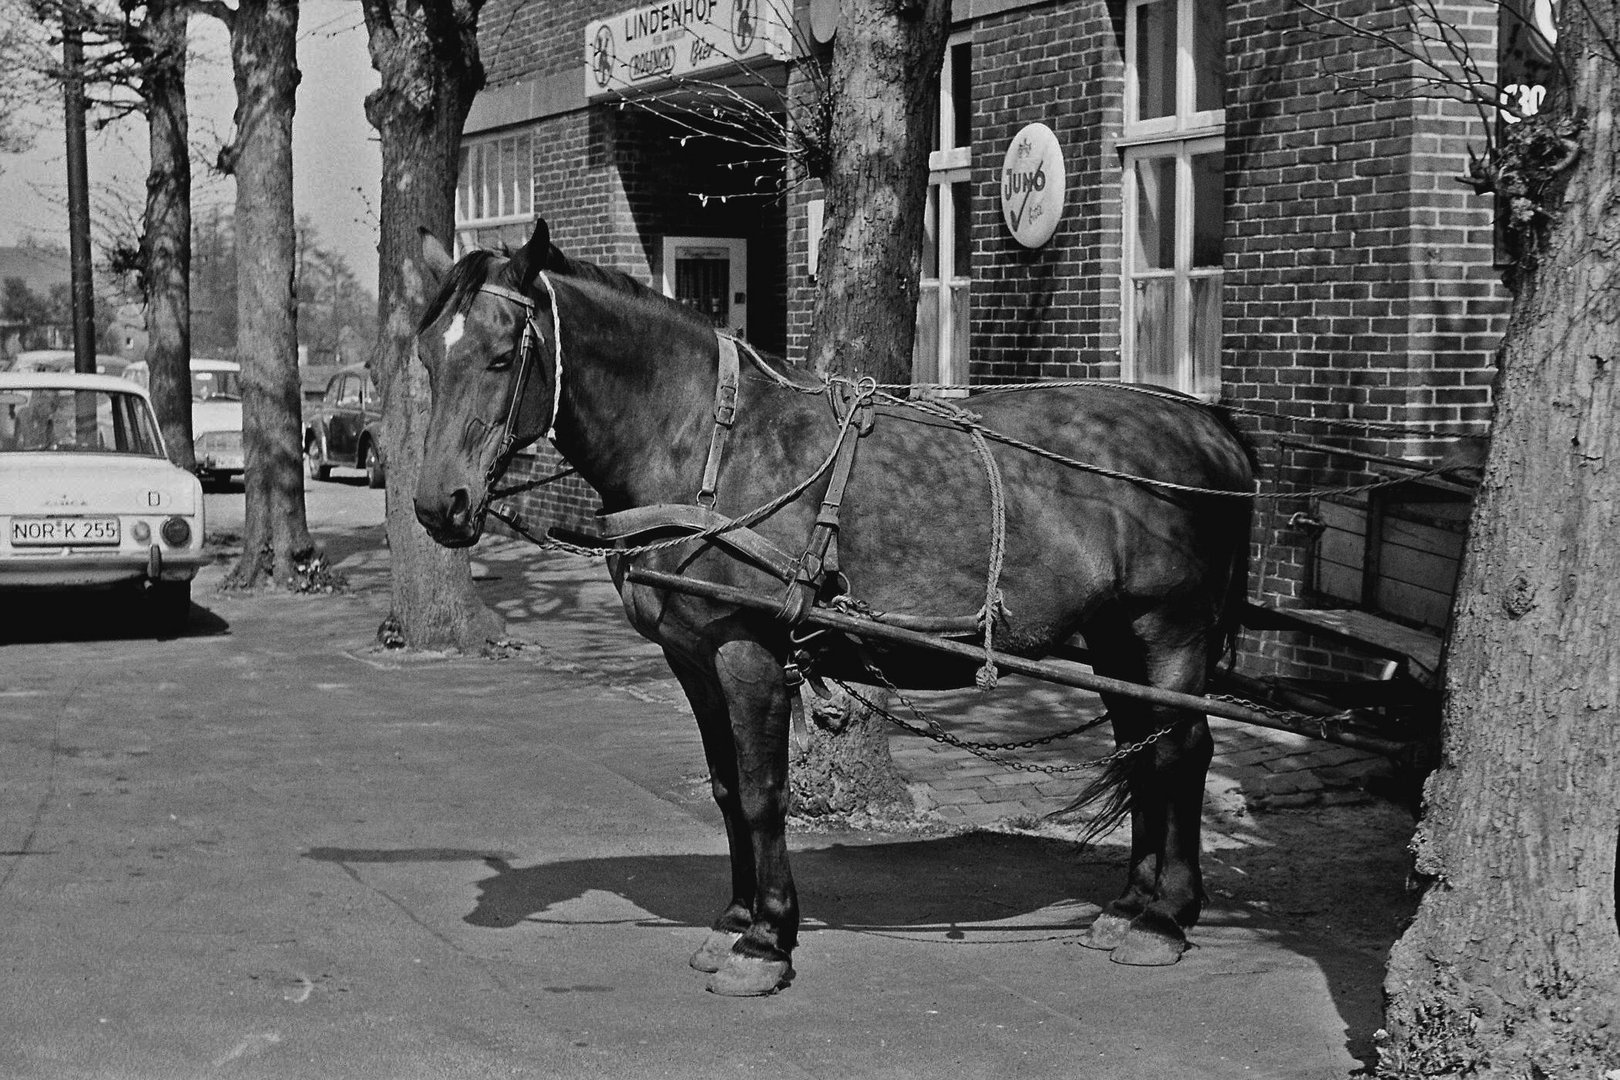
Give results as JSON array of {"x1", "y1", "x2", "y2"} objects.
[{"x1": 62, "y1": 3, "x2": 97, "y2": 375}]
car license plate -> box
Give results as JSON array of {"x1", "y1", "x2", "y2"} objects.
[{"x1": 10, "y1": 517, "x2": 121, "y2": 546}]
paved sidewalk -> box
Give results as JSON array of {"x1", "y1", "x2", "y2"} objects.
[{"x1": 335, "y1": 530, "x2": 1394, "y2": 831}]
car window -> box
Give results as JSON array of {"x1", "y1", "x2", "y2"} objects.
[
  {"x1": 0, "y1": 387, "x2": 165, "y2": 456},
  {"x1": 337, "y1": 375, "x2": 362, "y2": 408},
  {"x1": 192, "y1": 369, "x2": 242, "y2": 401},
  {"x1": 363, "y1": 377, "x2": 379, "y2": 408}
]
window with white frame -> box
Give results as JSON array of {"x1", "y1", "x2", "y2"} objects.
[
  {"x1": 1121, "y1": 0, "x2": 1224, "y2": 398},
  {"x1": 914, "y1": 33, "x2": 972, "y2": 392},
  {"x1": 455, "y1": 132, "x2": 536, "y2": 255}
]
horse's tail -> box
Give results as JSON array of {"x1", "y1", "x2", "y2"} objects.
[
  {"x1": 1046, "y1": 748, "x2": 1134, "y2": 842},
  {"x1": 1209, "y1": 405, "x2": 1257, "y2": 677},
  {"x1": 1211, "y1": 510, "x2": 1251, "y2": 677}
]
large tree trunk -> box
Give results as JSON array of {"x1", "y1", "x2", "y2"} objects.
[
  {"x1": 140, "y1": 0, "x2": 193, "y2": 472},
  {"x1": 362, "y1": 0, "x2": 502, "y2": 652},
  {"x1": 806, "y1": 0, "x2": 949, "y2": 383},
  {"x1": 791, "y1": 0, "x2": 950, "y2": 816},
  {"x1": 1379, "y1": 6, "x2": 1620, "y2": 1075},
  {"x1": 217, "y1": 0, "x2": 318, "y2": 588}
]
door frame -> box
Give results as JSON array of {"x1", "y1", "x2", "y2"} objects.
[{"x1": 660, "y1": 236, "x2": 748, "y2": 338}]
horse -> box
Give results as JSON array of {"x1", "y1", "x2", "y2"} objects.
[{"x1": 411, "y1": 218, "x2": 1255, "y2": 996}]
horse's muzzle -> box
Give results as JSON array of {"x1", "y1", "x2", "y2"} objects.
[{"x1": 413, "y1": 487, "x2": 482, "y2": 548}]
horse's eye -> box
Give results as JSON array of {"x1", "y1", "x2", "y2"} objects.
[{"x1": 487, "y1": 352, "x2": 516, "y2": 372}]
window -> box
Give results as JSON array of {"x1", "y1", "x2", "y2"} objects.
[
  {"x1": 914, "y1": 34, "x2": 972, "y2": 393},
  {"x1": 455, "y1": 132, "x2": 536, "y2": 254},
  {"x1": 1121, "y1": 0, "x2": 1224, "y2": 398}
]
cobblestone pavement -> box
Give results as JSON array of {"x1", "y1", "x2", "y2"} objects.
[{"x1": 336, "y1": 531, "x2": 1395, "y2": 831}]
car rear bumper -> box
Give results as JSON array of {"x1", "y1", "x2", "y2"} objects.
[{"x1": 0, "y1": 546, "x2": 207, "y2": 587}]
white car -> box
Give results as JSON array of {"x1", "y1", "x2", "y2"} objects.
[
  {"x1": 123, "y1": 357, "x2": 244, "y2": 488},
  {"x1": 0, "y1": 371, "x2": 207, "y2": 634}
]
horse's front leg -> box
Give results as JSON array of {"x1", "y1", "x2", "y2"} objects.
[
  {"x1": 703, "y1": 633, "x2": 797, "y2": 996},
  {"x1": 663, "y1": 650, "x2": 756, "y2": 976}
]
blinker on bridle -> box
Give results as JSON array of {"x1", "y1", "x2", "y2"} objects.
[{"x1": 464, "y1": 273, "x2": 564, "y2": 512}]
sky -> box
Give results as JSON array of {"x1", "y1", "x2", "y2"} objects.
[{"x1": 0, "y1": 0, "x2": 383, "y2": 288}]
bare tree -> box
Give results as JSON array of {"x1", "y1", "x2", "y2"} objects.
[
  {"x1": 1289, "y1": 1, "x2": 1620, "y2": 1074},
  {"x1": 137, "y1": 0, "x2": 193, "y2": 472},
  {"x1": 361, "y1": 0, "x2": 503, "y2": 651},
  {"x1": 199, "y1": 0, "x2": 322, "y2": 589}
]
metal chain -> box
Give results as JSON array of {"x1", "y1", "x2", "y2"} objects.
[{"x1": 832, "y1": 664, "x2": 1182, "y2": 775}]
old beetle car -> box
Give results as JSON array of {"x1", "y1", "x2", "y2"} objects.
[
  {"x1": 303, "y1": 363, "x2": 386, "y2": 488},
  {"x1": 123, "y1": 357, "x2": 244, "y2": 488},
  {"x1": 0, "y1": 371, "x2": 206, "y2": 634}
]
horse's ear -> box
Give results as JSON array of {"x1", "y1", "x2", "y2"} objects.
[
  {"x1": 420, "y1": 229, "x2": 454, "y2": 284},
  {"x1": 510, "y1": 217, "x2": 551, "y2": 288}
]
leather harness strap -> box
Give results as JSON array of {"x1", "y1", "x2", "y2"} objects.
[
  {"x1": 697, "y1": 335, "x2": 741, "y2": 508},
  {"x1": 776, "y1": 378, "x2": 877, "y2": 626}
]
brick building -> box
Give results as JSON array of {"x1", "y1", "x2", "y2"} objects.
[{"x1": 457, "y1": 0, "x2": 1529, "y2": 682}]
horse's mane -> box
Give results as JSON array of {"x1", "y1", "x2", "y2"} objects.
[
  {"x1": 417, "y1": 249, "x2": 500, "y2": 333},
  {"x1": 418, "y1": 241, "x2": 713, "y2": 335}
]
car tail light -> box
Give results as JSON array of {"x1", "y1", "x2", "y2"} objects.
[
  {"x1": 161, "y1": 517, "x2": 191, "y2": 547},
  {"x1": 132, "y1": 520, "x2": 152, "y2": 543}
]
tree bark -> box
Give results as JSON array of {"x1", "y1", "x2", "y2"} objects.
[
  {"x1": 1379, "y1": 6, "x2": 1620, "y2": 1075},
  {"x1": 140, "y1": 0, "x2": 193, "y2": 472},
  {"x1": 792, "y1": 0, "x2": 951, "y2": 816},
  {"x1": 806, "y1": 0, "x2": 950, "y2": 383},
  {"x1": 362, "y1": 0, "x2": 502, "y2": 651},
  {"x1": 215, "y1": 0, "x2": 318, "y2": 588}
]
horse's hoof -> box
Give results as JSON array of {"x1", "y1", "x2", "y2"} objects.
[
  {"x1": 689, "y1": 930, "x2": 743, "y2": 973},
  {"x1": 705, "y1": 954, "x2": 794, "y2": 996},
  {"x1": 1080, "y1": 912, "x2": 1132, "y2": 951},
  {"x1": 1108, "y1": 925, "x2": 1188, "y2": 967}
]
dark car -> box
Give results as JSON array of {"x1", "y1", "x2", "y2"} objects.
[{"x1": 302, "y1": 364, "x2": 386, "y2": 488}]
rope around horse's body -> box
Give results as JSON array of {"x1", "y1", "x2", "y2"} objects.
[{"x1": 735, "y1": 348, "x2": 1474, "y2": 502}]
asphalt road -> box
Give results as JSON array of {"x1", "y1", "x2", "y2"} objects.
[
  {"x1": 203, "y1": 470, "x2": 387, "y2": 539},
  {"x1": 0, "y1": 474, "x2": 1411, "y2": 1079}
]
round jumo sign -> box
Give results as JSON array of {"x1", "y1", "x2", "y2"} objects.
[{"x1": 1000, "y1": 122, "x2": 1065, "y2": 248}]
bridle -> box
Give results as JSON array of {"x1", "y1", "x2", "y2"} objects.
[{"x1": 463, "y1": 271, "x2": 564, "y2": 516}]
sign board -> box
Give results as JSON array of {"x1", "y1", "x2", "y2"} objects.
[
  {"x1": 1000, "y1": 122, "x2": 1065, "y2": 248},
  {"x1": 585, "y1": 0, "x2": 791, "y2": 101}
]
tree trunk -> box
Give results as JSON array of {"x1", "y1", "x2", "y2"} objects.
[
  {"x1": 141, "y1": 0, "x2": 193, "y2": 472},
  {"x1": 217, "y1": 0, "x2": 318, "y2": 588},
  {"x1": 1379, "y1": 7, "x2": 1620, "y2": 1075},
  {"x1": 362, "y1": 0, "x2": 502, "y2": 652},
  {"x1": 806, "y1": 0, "x2": 949, "y2": 383},
  {"x1": 792, "y1": 0, "x2": 951, "y2": 817}
]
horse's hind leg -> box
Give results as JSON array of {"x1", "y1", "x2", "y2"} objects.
[{"x1": 1082, "y1": 624, "x2": 1213, "y2": 966}]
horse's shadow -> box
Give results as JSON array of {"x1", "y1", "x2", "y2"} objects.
[
  {"x1": 306, "y1": 814, "x2": 1410, "y2": 1069},
  {"x1": 458, "y1": 832, "x2": 1115, "y2": 934}
]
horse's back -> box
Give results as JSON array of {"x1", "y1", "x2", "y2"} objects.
[{"x1": 823, "y1": 384, "x2": 1252, "y2": 645}]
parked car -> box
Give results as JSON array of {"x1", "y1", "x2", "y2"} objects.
[
  {"x1": 7, "y1": 350, "x2": 130, "y2": 376},
  {"x1": 303, "y1": 363, "x2": 386, "y2": 487},
  {"x1": 0, "y1": 371, "x2": 206, "y2": 634},
  {"x1": 123, "y1": 357, "x2": 244, "y2": 488}
]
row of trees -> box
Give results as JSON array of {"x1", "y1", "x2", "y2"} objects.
[
  {"x1": 1, "y1": 273, "x2": 119, "y2": 353},
  {"x1": 15, "y1": 0, "x2": 1618, "y2": 1072}
]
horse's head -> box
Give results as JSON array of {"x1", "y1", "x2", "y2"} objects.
[{"x1": 413, "y1": 219, "x2": 560, "y2": 548}]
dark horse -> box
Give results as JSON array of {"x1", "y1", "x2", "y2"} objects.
[{"x1": 412, "y1": 219, "x2": 1254, "y2": 996}]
